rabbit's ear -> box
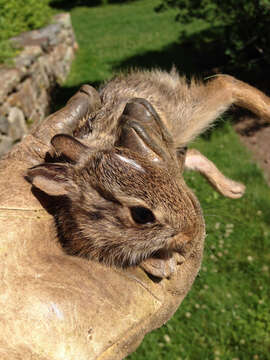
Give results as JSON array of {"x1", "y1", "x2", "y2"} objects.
[
  {"x1": 26, "y1": 163, "x2": 74, "y2": 196},
  {"x1": 51, "y1": 134, "x2": 88, "y2": 163}
]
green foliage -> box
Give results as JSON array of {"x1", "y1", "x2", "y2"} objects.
[
  {"x1": 158, "y1": 0, "x2": 270, "y2": 73},
  {"x1": 0, "y1": 0, "x2": 52, "y2": 63},
  {"x1": 0, "y1": 40, "x2": 19, "y2": 65}
]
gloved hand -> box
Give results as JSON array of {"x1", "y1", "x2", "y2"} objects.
[{"x1": 0, "y1": 86, "x2": 204, "y2": 360}]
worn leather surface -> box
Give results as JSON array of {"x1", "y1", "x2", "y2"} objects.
[{"x1": 0, "y1": 86, "x2": 205, "y2": 359}]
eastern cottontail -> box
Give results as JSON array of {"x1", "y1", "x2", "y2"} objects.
[{"x1": 27, "y1": 69, "x2": 270, "y2": 278}]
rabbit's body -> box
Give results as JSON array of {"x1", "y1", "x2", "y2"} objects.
[
  {"x1": 77, "y1": 69, "x2": 220, "y2": 150},
  {"x1": 28, "y1": 68, "x2": 270, "y2": 277},
  {"x1": 28, "y1": 69, "x2": 208, "y2": 274}
]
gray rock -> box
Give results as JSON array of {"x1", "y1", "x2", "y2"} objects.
[
  {"x1": 11, "y1": 23, "x2": 61, "y2": 51},
  {"x1": 0, "y1": 68, "x2": 22, "y2": 101},
  {"x1": 7, "y1": 107, "x2": 28, "y2": 141},
  {"x1": 0, "y1": 116, "x2": 9, "y2": 135},
  {"x1": 39, "y1": 23, "x2": 61, "y2": 41},
  {"x1": 0, "y1": 103, "x2": 10, "y2": 117},
  {"x1": 54, "y1": 13, "x2": 72, "y2": 29},
  {"x1": 7, "y1": 79, "x2": 36, "y2": 121},
  {"x1": 11, "y1": 34, "x2": 49, "y2": 51},
  {"x1": 0, "y1": 135, "x2": 14, "y2": 157},
  {"x1": 14, "y1": 46, "x2": 42, "y2": 68}
]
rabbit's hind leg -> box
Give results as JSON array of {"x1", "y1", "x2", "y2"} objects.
[{"x1": 174, "y1": 75, "x2": 270, "y2": 147}]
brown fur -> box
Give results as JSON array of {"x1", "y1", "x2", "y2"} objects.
[
  {"x1": 28, "y1": 105, "x2": 203, "y2": 272},
  {"x1": 77, "y1": 69, "x2": 270, "y2": 148},
  {"x1": 27, "y1": 69, "x2": 270, "y2": 276}
]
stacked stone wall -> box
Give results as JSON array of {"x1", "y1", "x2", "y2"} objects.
[{"x1": 0, "y1": 13, "x2": 77, "y2": 156}]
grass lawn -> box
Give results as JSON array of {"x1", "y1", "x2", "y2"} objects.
[{"x1": 53, "y1": 0, "x2": 270, "y2": 359}]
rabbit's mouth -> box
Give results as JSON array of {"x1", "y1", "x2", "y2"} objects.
[
  {"x1": 139, "y1": 223, "x2": 203, "y2": 279},
  {"x1": 150, "y1": 249, "x2": 185, "y2": 262},
  {"x1": 140, "y1": 250, "x2": 186, "y2": 279}
]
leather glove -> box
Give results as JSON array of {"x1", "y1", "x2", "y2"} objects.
[{"x1": 0, "y1": 86, "x2": 204, "y2": 360}]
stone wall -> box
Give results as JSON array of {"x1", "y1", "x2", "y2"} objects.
[{"x1": 0, "y1": 13, "x2": 77, "y2": 156}]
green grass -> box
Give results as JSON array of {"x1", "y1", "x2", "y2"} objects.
[
  {"x1": 65, "y1": 0, "x2": 181, "y2": 86},
  {"x1": 55, "y1": 1, "x2": 270, "y2": 358},
  {"x1": 52, "y1": 0, "x2": 209, "y2": 107}
]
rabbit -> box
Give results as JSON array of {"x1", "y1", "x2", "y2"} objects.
[{"x1": 27, "y1": 68, "x2": 270, "y2": 278}]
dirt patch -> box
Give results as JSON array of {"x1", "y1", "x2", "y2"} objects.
[{"x1": 234, "y1": 115, "x2": 270, "y2": 185}]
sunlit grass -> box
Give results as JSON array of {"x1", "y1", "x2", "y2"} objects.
[{"x1": 66, "y1": 0, "x2": 180, "y2": 86}]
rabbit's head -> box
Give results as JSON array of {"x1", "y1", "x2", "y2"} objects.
[{"x1": 27, "y1": 99, "x2": 205, "y2": 276}]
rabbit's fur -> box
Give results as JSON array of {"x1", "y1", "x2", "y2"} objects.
[
  {"x1": 27, "y1": 68, "x2": 270, "y2": 276},
  {"x1": 76, "y1": 68, "x2": 228, "y2": 149}
]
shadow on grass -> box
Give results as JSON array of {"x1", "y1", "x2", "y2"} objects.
[
  {"x1": 114, "y1": 25, "x2": 270, "y2": 86},
  {"x1": 50, "y1": 0, "x2": 137, "y2": 11},
  {"x1": 50, "y1": 0, "x2": 99, "y2": 11},
  {"x1": 111, "y1": 25, "x2": 270, "y2": 134},
  {"x1": 52, "y1": 25, "x2": 270, "y2": 112},
  {"x1": 51, "y1": 28, "x2": 227, "y2": 110},
  {"x1": 113, "y1": 27, "x2": 229, "y2": 79}
]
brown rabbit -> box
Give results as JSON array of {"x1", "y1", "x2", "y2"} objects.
[{"x1": 27, "y1": 69, "x2": 270, "y2": 278}]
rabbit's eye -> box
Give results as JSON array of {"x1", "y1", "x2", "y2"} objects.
[{"x1": 130, "y1": 206, "x2": 155, "y2": 225}]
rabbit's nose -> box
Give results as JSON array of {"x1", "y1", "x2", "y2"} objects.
[{"x1": 169, "y1": 231, "x2": 192, "y2": 252}]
